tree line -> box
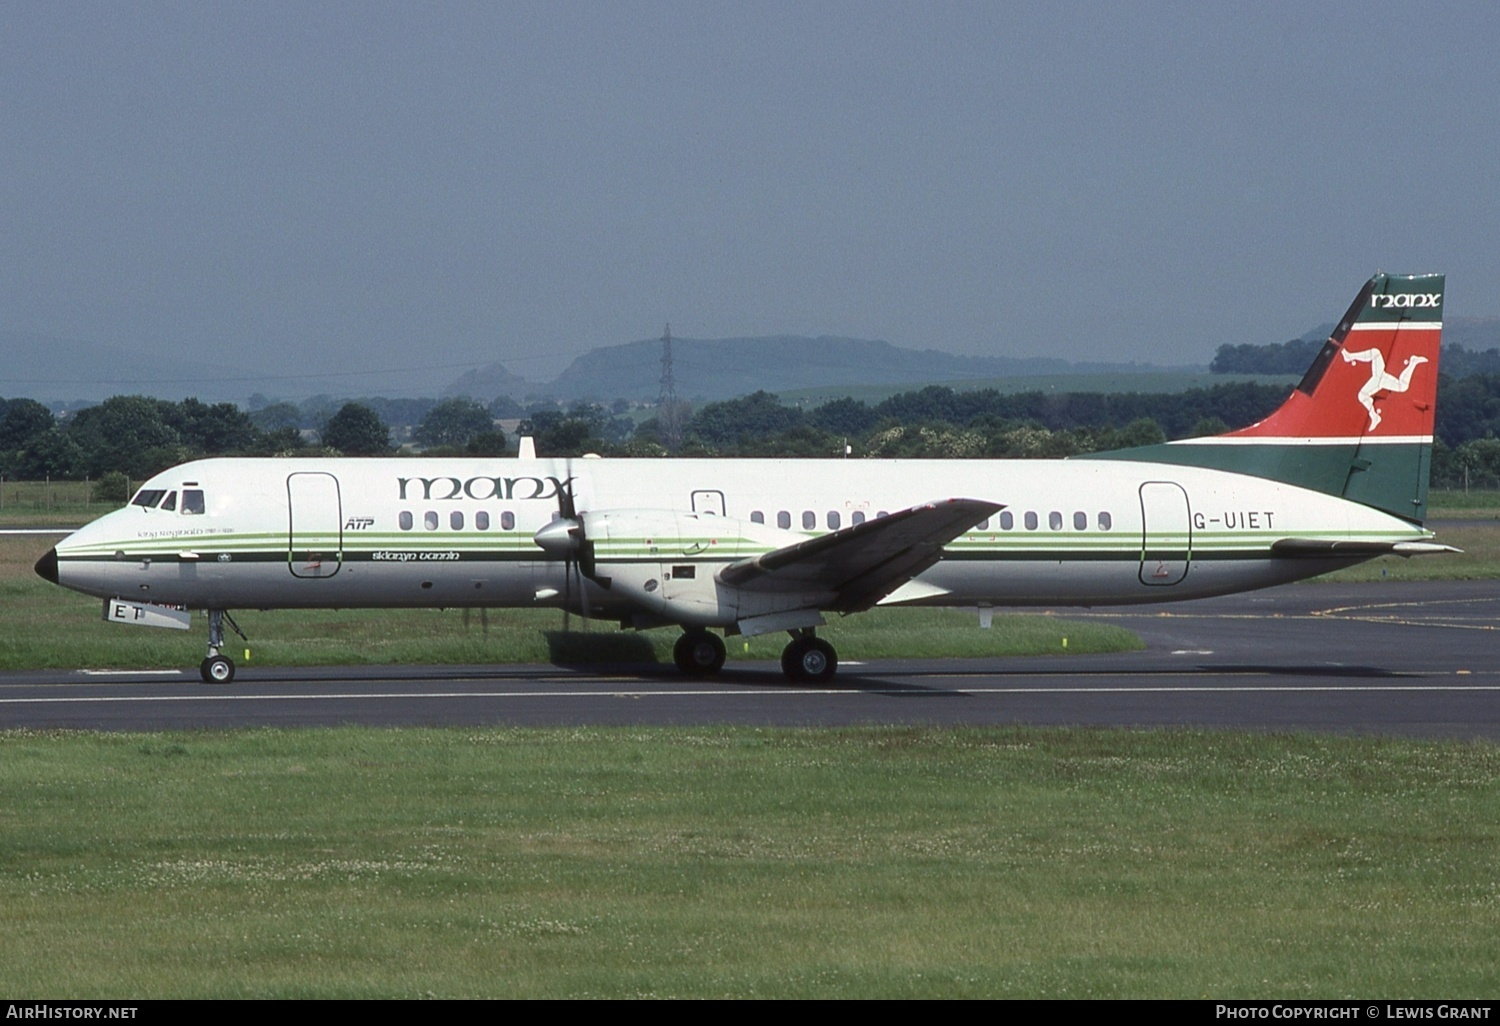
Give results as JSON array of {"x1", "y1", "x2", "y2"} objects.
[
  {"x1": 0, "y1": 395, "x2": 507, "y2": 483},
  {"x1": 452, "y1": 377, "x2": 1500, "y2": 489},
  {"x1": 1212, "y1": 339, "x2": 1500, "y2": 378},
  {"x1": 7, "y1": 371, "x2": 1500, "y2": 491}
]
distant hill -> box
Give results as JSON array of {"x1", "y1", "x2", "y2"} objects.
[
  {"x1": 442, "y1": 362, "x2": 531, "y2": 400},
  {"x1": 12, "y1": 317, "x2": 1500, "y2": 408},
  {"x1": 3, "y1": 329, "x2": 1192, "y2": 406},
  {"x1": 480, "y1": 335, "x2": 1196, "y2": 403}
]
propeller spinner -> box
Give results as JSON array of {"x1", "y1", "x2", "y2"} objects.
[{"x1": 532, "y1": 467, "x2": 604, "y2": 623}]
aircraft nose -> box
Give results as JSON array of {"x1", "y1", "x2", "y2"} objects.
[{"x1": 34, "y1": 547, "x2": 59, "y2": 584}]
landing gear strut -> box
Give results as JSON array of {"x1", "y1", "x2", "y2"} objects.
[
  {"x1": 199, "y1": 609, "x2": 246, "y2": 684},
  {"x1": 673, "y1": 629, "x2": 726, "y2": 677},
  {"x1": 781, "y1": 630, "x2": 837, "y2": 683}
]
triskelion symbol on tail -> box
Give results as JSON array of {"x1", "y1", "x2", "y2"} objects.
[{"x1": 1341, "y1": 347, "x2": 1429, "y2": 431}]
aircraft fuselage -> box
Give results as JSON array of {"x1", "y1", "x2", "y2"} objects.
[{"x1": 46, "y1": 454, "x2": 1424, "y2": 619}]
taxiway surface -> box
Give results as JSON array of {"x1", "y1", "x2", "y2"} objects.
[{"x1": 2, "y1": 580, "x2": 1496, "y2": 738}]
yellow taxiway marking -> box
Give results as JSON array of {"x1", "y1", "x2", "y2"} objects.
[{"x1": 1314, "y1": 596, "x2": 1500, "y2": 631}]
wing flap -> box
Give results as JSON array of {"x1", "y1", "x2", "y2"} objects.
[{"x1": 719, "y1": 498, "x2": 1002, "y2": 612}]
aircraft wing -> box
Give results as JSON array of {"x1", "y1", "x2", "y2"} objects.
[{"x1": 719, "y1": 498, "x2": 1002, "y2": 612}]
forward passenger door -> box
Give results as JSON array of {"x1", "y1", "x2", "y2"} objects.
[{"x1": 287, "y1": 472, "x2": 343, "y2": 579}]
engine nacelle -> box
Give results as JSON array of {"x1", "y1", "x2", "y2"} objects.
[{"x1": 577, "y1": 509, "x2": 827, "y2": 628}]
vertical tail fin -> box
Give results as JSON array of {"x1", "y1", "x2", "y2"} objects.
[
  {"x1": 1225, "y1": 272, "x2": 1442, "y2": 444},
  {"x1": 1085, "y1": 273, "x2": 1444, "y2": 522}
]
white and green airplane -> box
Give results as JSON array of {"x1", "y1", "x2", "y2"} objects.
[{"x1": 36, "y1": 273, "x2": 1455, "y2": 683}]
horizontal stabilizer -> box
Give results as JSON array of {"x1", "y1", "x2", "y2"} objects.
[
  {"x1": 720, "y1": 497, "x2": 1001, "y2": 612},
  {"x1": 1271, "y1": 538, "x2": 1461, "y2": 558}
]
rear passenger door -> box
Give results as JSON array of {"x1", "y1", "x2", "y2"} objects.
[{"x1": 1139, "y1": 481, "x2": 1191, "y2": 586}]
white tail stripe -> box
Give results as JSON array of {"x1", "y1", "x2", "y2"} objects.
[
  {"x1": 1348, "y1": 321, "x2": 1441, "y2": 332},
  {"x1": 1170, "y1": 435, "x2": 1431, "y2": 446}
]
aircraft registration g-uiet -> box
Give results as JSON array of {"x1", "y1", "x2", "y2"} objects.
[{"x1": 36, "y1": 273, "x2": 1457, "y2": 684}]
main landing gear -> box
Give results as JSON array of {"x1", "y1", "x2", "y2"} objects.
[
  {"x1": 673, "y1": 629, "x2": 726, "y2": 676},
  {"x1": 199, "y1": 609, "x2": 247, "y2": 684},
  {"x1": 780, "y1": 629, "x2": 837, "y2": 683},
  {"x1": 669, "y1": 627, "x2": 839, "y2": 683}
]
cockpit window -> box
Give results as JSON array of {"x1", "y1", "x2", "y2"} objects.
[
  {"x1": 181, "y1": 489, "x2": 205, "y2": 515},
  {"x1": 131, "y1": 489, "x2": 168, "y2": 508},
  {"x1": 160, "y1": 491, "x2": 177, "y2": 512}
]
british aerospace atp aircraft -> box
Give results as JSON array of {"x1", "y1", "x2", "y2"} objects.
[{"x1": 36, "y1": 274, "x2": 1455, "y2": 683}]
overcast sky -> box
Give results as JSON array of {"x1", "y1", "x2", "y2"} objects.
[{"x1": 3, "y1": 1, "x2": 1496, "y2": 394}]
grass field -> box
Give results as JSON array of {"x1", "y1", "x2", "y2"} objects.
[
  {"x1": 4, "y1": 492, "x2": 1497, "y2": 998},
  {"x1": 0, "y1": 477, "x2": 114, "y2": 526},
  {"x1": 2, "y1": 726, "x2": 1497, "y2": 998},
  {"x1": 1427, "y1": 489, "x2": 1500, "y2": 518}
]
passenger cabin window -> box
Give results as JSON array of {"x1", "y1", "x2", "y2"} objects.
[
  {"x1": 750, "y1": 511, "x2": 765, "y2": 525},
  {"x1": 1098, "y1": 511, "x2": 1112, "y2": 530},
  {"x1": 852, "y1": 511, "x2": 866, "y2": 526},
  {"x1": 999, "y1": 511, "x2": 1013, "y2": 530},
  {"x1": 476, "y1": 511, "x2": 490, "y2": 531},
  {"x1": 450, "y1": 511, "x2": 464, "y2": 530},
  {"x1": 1024, "y1": 511, "x2": 1038, "y2": 531},
  {"x1": 802, "y1": 511, "x2": 815, "y2": 530},
  {"x1": 777, "y1": 511, "x2": 791, "y2": 529},
  {"x1": 424, "y1": 511, "x2": 439, "y2": 530},
  {"x1": 132, "y1": 489, "x2": 167, "y2": 508},
  {"x1": 501, "y1": 511, "x2": 515, "y2": 531},
  {"x1": 1049, "y1": 511, "x2": 1062, "y2": 530},
  {"x1": 827, "y1": 511, "x2": 840, "y2": 530},
  {"x1": 399, "y1": 511, "x2": 413, "y2": 531},
  {"x1": 1073, "y1": 511, "x2": 1087, "y2": 530}
]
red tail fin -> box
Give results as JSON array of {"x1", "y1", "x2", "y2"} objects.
[{"x1": 1226, "y1": 273, "x2": 1443, "y2": 442}]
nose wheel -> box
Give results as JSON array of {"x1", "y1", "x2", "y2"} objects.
[
  {"x1": 200, "y1": 654, "x2": 235, "y2": 683},
  {"x1": 199, "y1": 609, "x2": 246, "y2": 684},
  {"x1": 781, "y1": 633, "x2": 837, "y2": 682}
]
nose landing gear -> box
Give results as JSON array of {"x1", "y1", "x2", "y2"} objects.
[
  {"x1": 200, "y1": 653, "x2": 234, "y2": 684},
  {"x1": 199, "y1": 609, "x2": 247, "y2": 683}
]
